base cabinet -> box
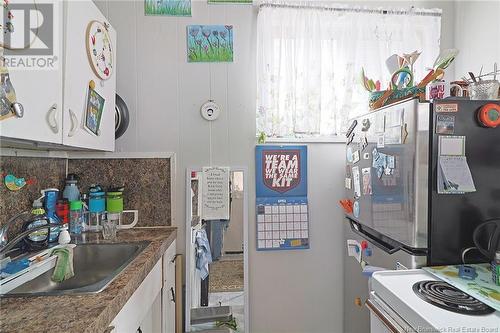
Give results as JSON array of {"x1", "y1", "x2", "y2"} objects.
[{"x1": 110, "y1": 240, "x2": 177, "y2": 333}]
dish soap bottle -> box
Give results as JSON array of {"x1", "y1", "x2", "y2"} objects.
[
  {"x1": 41, "y1": 188, "x2": 61, "y2": 243},
  {"x1": 22, "y1": 198, "x2": 49, "y2": 251}
]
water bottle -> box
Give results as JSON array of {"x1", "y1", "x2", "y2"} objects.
[
  {"x1": 69, "y1": 200, "x2": 83, "y2": 235},
  {"x1": 62, "y1": 174, "x2": 80, "y2": 201},
  {"x1": 88, "y1": 185, "x2": 106, "y2": 232}
]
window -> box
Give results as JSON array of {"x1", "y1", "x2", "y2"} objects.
[{"x1": 256, "y1": 2, "x2": 441, "y2": 140}]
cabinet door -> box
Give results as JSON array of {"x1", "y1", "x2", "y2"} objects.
[
  {"x1": 62, "y1": 0, "x2": 116, "y2": 151},
  {"x1": 0, "y1": 0, "x2": 63, "y2": 144},
  {"x1": 162, "y1": 240, "x2": 177, "y2": 333},
  {"x1": 111, "y1": 260, "x2": 162, "y2": 333}
]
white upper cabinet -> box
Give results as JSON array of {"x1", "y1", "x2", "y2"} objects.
[
  {"x1": 0, "y1": 0, "x2": 64, "y2": 145},
  {"x1": 62, "y1": 0, "x2": 116, "y2": 151},
  {"x1": 0, "y1": 0, "x2": 116, "y2": 151}
]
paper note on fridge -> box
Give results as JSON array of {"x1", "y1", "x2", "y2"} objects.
[
  {"x1": 439, "y1": 156, "x2": 476, "y2": 193},
  {"x1": 439, "y1": 135, "x2": 465, "y2": 156}
]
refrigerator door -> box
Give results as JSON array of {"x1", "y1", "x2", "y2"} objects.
[
  {"x1": 343, "y1": 220, "x2": 425, "y2": 333},
  {"x1": 344, "y1": 98, "x2": 430, "y2": 251},
  {"x1": 429, "y1": 100, "x2": 500, "y2": 265}
]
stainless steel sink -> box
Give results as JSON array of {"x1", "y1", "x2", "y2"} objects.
[{"x1": 1, "y1": 241, "x2": 149, "y2": 297}]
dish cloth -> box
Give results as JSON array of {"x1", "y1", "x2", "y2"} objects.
[{"x1": 51, "y1": 246, "x2": 74, "y2": 283}]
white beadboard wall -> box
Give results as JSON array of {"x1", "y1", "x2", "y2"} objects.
[{"x1": 92, "y1": 1, "x2": 456, "y2": 332}]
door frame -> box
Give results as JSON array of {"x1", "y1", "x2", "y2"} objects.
[{"x1": 184, "y1": 166, "x2": 249, "y2": 332}]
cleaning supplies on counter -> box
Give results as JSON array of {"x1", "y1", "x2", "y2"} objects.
[
  {"x1": 0, "y1": 258, "x2": 30, "y2": 277},
  {"x1": 62, "y1": 174, "x2": 80, "y2": 202},
  {"x1": 58, "y1": 226, "x2": 71, "y2": 245},
  {"x1": 22, "y1": 198, "x2": 49, "y2": 251},
  {"x1": 50, "y1": 246, "x2": 74, "y2": 283},
  {"x1": 42, "y1": 188, "x2": 61, "y2": 243},
  {"x1": 69, "y1": 200, "x2": 83, "y2": 235}
]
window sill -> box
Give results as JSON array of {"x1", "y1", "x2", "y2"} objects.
[{"x1": 263, "y1": 136, "x2": 346, "y2": 144}]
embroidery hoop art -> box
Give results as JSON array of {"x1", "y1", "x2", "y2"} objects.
[{"x1": 85, "y1": 20, "x2": 113, "y2": 81}]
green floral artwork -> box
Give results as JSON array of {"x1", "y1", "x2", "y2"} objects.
[
  {"x1": 145, "y1": 0, "x2": 191, "y2": 16},
  {"x1": 187, "y1": 25, "x2": 233, "y2": 63}
]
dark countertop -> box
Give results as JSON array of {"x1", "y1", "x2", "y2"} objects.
[{"x1": 0, "y1": 227, "x2": 177, "y2": 333}]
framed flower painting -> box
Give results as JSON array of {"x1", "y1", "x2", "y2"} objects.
[{"x1": 187, "y1": 25, "x2": 233, "y2": 63}]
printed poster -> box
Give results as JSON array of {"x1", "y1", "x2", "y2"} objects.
[
  {"x1": 255, "y1": 145, "x2": 309, "y2": 251},
  {"x1": 202, "y1": 167, "x2": 230, "y2": 220}
]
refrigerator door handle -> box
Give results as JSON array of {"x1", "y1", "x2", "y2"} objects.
[{"x1": 349, "y1": 220, "x2": 401, "y2": 254}]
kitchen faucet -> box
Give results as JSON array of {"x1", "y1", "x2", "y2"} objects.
[{"x1": 0, "y1": 211, "x2": 51, "y2": 258}]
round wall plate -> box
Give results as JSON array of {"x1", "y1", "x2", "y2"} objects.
[
  {"x1": 201, "y1": 101, "x2": 220, "y2": 121},
  {"x1": 86, "y1": 21, "x2": 114, "y2": 80}
]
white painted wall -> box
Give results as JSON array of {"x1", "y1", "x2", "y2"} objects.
[
  {"x1": 453, "y1": 0, "x2": 500, "y2": 80},
  {"x1": 93, "y1": 1, "x2": 456, "y2": 332}
]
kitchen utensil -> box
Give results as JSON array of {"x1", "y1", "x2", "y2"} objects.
[
  {"x1": 102, "y1": 216, "x2": 117, "y2": 241},
  {"x1": 115, "y1": 94, "x2": 129, "y2": 139}
]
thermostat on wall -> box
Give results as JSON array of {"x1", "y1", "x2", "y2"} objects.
[{"x1": 201, "y1": 101, "x2": 220, "y2": 121}]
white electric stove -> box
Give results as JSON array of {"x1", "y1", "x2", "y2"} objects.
[{"x1": 368, "y1": 269, "x2": 500, "y2": 333}]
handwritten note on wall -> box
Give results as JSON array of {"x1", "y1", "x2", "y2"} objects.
[{"x1": 202, "y1": 167, "x2": 230, "y2": 220}]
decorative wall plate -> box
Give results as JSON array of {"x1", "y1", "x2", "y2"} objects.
[{"x1": 86, "y1": 20, "x2": 113, "y2": 80}]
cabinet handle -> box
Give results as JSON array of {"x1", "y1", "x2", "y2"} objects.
[
  {"x1": 171, "y1": 254, "x2": 179, "y2": 263},
  {"x1": 68, "y1": 108, "x2": 78, "y2": 137},
  {"x1": 170, "y1": 287, "x2": 175, "y2": 303},
  {"x1": 47, "y1": 103, "x2": 58, "y2": 133}
]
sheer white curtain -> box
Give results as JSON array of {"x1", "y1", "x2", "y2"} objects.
[{"x1": 256, "y1": 1, "x2": 442, "y2": 138}]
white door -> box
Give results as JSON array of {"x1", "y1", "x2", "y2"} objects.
[
  {"x1": 62, "y1": 0, "x2": 116, "y2": 151},
  {"x1": 0, "y1": 0, "x2": 63, "y2": 144}
]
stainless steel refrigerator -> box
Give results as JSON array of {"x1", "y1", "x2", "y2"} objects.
[{"x1": 342, "y1": 98, "x2": 500, "y2": 333}]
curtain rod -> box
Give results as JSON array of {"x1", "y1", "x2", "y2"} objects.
[{"x1": 258, "y1": 3, "x2": 442, "y2": 17}]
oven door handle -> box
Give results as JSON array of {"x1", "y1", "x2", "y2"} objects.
[{"x1": 366, "y1": 299, "x2": 406, "y2": 333}]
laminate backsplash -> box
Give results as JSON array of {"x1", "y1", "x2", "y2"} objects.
[
  {"x1": 0, "y1": 156, "x2": 66, "y2": 231},
  {"x1": 0, "y1": 155, "x2": 171, "y2": 228},
  {"x1": 68, "y1": 158, "x2": 171, "y2": 227}
]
